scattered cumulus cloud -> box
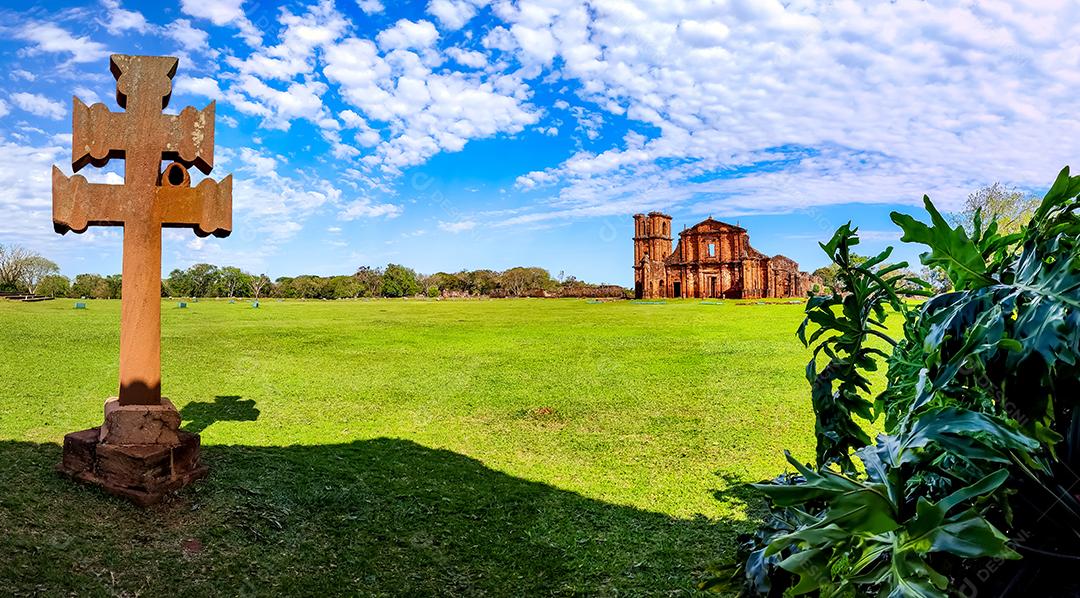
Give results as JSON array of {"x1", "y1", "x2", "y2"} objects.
[
  {"x1": 179, "y1": 0, "x2": 262, "y2": 46},
  {"x1": 375, "y1": 19, "x2": 439, "y2": 52},
  {"x1": 339, "y1": 198, "x2": 403, "y2": 220},
  {"x1": 11, "y1": 22, "x2": 110, "y2": 63},
  {"x1": 163, "y1": 19, "x2": 216, "y2": 56},
  {"x1": 174, "y1": 76, "x2": 222, "y2": 98},
  {"x1": 100, "y1": 0, "x2": 150, "y2": 35},
  {"x1": 10, "y1": 92, "x2": 65, "y2": 119},
  {"x1": 427, "y1": 0, "x2": 487, "y2": 31},
  {"x1": 438, "y1": 219, "x2": 477, "y2": 233},
  {"x1": 356, "y1": 0, "x2": 384, "y2": 15}
]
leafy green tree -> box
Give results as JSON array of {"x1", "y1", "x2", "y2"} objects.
[
  {"x1": 165, "y1": 268, "x2": 193, "y2": 297},
  {"x1": 273, "y1": 276, "x2": 295, "y2": 298},
  {"x1": 71, "y1": 273, "x2": 111, "y2": 299},
  {"x1": 382, "y1": 264, "x2": 420, "y2": 297},
  {"x1": 498, "y1": 266, "x2": 554, "y2": 296},
  {"x1": 810, "y1": 253, "x2": 869, "y2": 293},
  {"x1": 330, "y1": 275, "x2": 361, "y2": 298},
  {"x1": 950, "y1": 182, "x2": 1040, "y2": 236},
  {"x1": 20, "y1": 255, "x2": 59, "y2": 294},
  {"x1": 427, "y1": 272, "x2": 463, "y2": 294},
  {"x1": 218, "y1": 266, "x2": 252, "y2": 298},
  {"x1": 464, "y1": 269, "x2": 498, "y2": 295},
  {"x1": 36, "y1": 274, "x2": 70, "y2": 298},
  {"x1": 187, "y1": 263, "x2": 220, "y2": 298},
  {"x1": 105, "y1": 274, "x2": 122, "y2": 299},
  {"x1": 354, "y1": 266, "x2": 383, "y2": 297}
]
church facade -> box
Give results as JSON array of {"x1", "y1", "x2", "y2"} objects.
[{"x1": 633, "y1": 212, "x2": 813, "y2": 299}]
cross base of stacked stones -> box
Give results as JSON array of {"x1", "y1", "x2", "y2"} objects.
[{"x1": 58, "y1": 399, "x2": 207, "y2": 506}]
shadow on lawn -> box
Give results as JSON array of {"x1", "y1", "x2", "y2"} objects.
[
  {"x1": 0, "y1": 438, "x2": 747, "y2": 596},
  {"x1": 179, "y1": 395, "x2": 260, "y2": 434}
]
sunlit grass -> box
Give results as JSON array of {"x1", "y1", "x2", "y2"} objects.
[{"x1": 0, "y1": 297, "x2": 830, "y2": 595}]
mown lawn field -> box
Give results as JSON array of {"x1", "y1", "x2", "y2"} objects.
[{"x1": 0, "y1": 297, "x2": 826, "y2": 596}]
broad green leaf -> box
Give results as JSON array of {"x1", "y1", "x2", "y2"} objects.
[
  {"x1": 928, "y1": 510, "x2": 1020, "y2": 559},
  {"x1": 891, "y1": 197, "x2": 994, "y2": 289}
]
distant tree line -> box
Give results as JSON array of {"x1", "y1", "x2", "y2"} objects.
[
  {"x1": 0, "y1": 245, "x2": 626, "y2": 300},
  {"x1": 162, "y1": 264, "x2": 625, "y2": 299}
]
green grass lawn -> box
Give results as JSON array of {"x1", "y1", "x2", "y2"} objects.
[{"x1": 0, "y1": 297, "x2": 825, "y2": 596}]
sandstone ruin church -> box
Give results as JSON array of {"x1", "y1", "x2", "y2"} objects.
[{"x1": 633, "y1": 212, "x2": 813, "y2": 299}]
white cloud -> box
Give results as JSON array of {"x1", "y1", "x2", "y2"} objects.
[
  {"x1": 13, "y1": 22, "x2": 109, "y2": 63},
  {"x1": 214, "y1": 1, "x2": 347, "y2": 134},
  {"x1": 11, "y1": 69, "x2": 35, "y2": 82},
  {"x1": 446, "y1": 47, "x2": 487, "y2": 68},
  {"x1": 339, "y1": 197, "x2": 403, "y2": 219},
  {"x1": 493, "y1": 0, "x2": 1080, "y2": 226},
  {"x1": 227, "y1": 76, "x2": 327, "y2": 130},
  {"x1": 428, "y1": 0, "x2": 487, "y2": 31},
  {"x1": 376, "y1": 19, "x2": 439, "y2": 52},
  {"x1": 677, "y1": 20, "x2": 730, "y2": 47},
  {"x1": 0, "y1": 137, "x2": 66, "y2": 249},
  {"x1": 356, "y1": 0, "x2": 385, "y2": 14},
  {"x1": 164, "y1": 19, "x2": 215, "y2": 56},
  {"x1": 0, "y1": 98, "x2": 8, "y2": 118},
  {"x1": 174, "y1": 76, "x2": 222, "y2": 98},
  {"x1": 324, "y1": 33, "x2": 539, "y2": 174},
  {"x1": 438, "y1": 219, "x2": 477, "y2": 233},
  {"x1": 339, "y1": 109, "x2": 382, "y2": 147},
  {"x1": 509, "y1": 23, "x2": 558, "y2": 65},
  {"x1": 10, "y1": 92, "x2": 65, "y2": 119},
  {"x1": 179, "y1": 0, "x2": 261, "y2": 47},
  {"x1": 226, "y1": 0, "x2": 347, "y2": 81},
  {"x1": 219, "y1": 146, "x2": 351, "y2": 249},
  {"x1": 73, "y1": 86, "x2": 101, "y2": 105},
  {"x1": 101, "y1": 0, "x2": 150, "y2": 35}
]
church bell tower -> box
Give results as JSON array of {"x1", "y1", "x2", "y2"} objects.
[{"x1": 633, "y1": 212, "x2": 672, "y2": 298}]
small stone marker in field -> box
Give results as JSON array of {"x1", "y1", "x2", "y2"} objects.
[
  {"x1": 179, "y1": 302, "x2": 187, "y2": 309},
  {"x1": 52, "y1": 54, "x2": 232, "y2": 505},
  {"x1": 74, "y1": 302, "x2": 87, "y2": 309}
]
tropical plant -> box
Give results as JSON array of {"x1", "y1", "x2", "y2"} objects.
[{"x1": 710, "y1": 167, "x2": 1080, "y2": 597}]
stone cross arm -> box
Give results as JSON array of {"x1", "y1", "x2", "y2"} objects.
[
  {"x1": 71, "y1": 98, "x2": 218, "y2": 174},
  {"x1": 52, "y1": 165, "x2": 232, "y2": 238}
]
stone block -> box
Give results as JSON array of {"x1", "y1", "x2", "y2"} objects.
[
  {"x1": 61, "y1": 427, "x2": 99, "y2": 474},
  {"x1": 99, "y1": 397, "x2": 181, "y2": 445},
  {"x1": 96, "y1": 442, "x2": 174, "y2": 488},
  {"x1": 58, "y1": 426, "x2": 207, "y2": 506}
]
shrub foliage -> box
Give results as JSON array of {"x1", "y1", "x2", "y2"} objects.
[{"x1": 711, "y1": 167, "x2": 1080, "y2": 596}]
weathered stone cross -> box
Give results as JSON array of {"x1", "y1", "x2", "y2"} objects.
[{"x1": 52, "y1": 55, "x2": 232, "y2": 407}]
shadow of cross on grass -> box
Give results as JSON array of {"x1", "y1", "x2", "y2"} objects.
[
  {"x1": 0, "y1": 438, "x2": 742, "y2": 595},
  {"x1": 179, "y1": 395, "x2": 260, "y2": 434}
]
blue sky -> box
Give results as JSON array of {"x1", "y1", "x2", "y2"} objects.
[{"x1": 1, "y1": 0, "x2": 1077, "y2": 285}]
